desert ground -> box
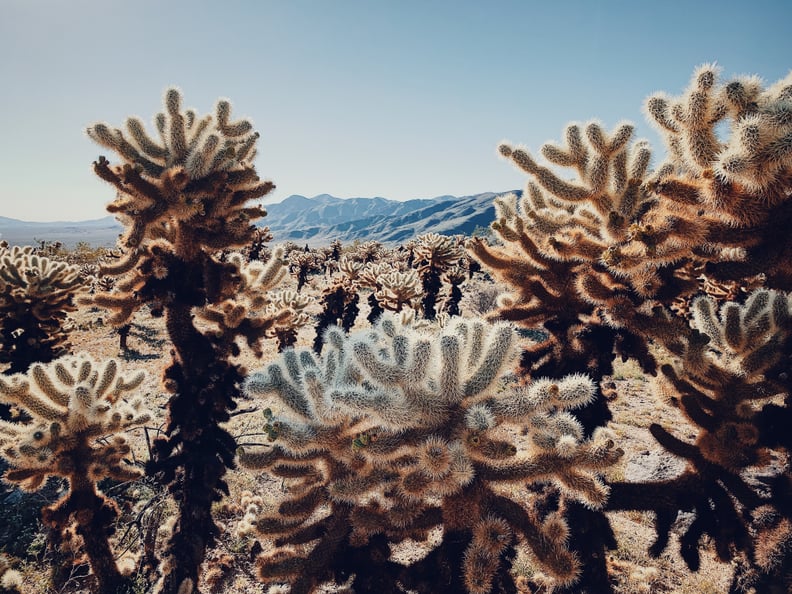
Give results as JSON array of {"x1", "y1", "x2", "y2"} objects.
[{"x1": 0, "y1": 258, "x2": 746, "y2": 594}]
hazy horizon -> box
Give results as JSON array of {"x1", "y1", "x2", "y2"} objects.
[{"x1": 2, "y1": 0, "x2": 790, "y2": 221}]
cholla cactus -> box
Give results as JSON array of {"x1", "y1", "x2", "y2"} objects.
[
  {"x1": 264, "y1": 289, "x2": 313, "y2": 351},
  {"x1": 0, "y1": 354, "x2": 150, "y2": 594},
  {"x1": 442, "y1": 266, "x2": 467, "y2": 316},
  {"x1": 358, "y1": 261, "x2": 391, "y2": 323},
  {"x1": 0, "y1": 245, "x2": 85, "y2": 374},
  {"x1": 238, "y1": 314, "x2": 621, "y2": 593},
  {"x1": 466, "y1": 124, "x2": 678, "y2": 430},
  {"x1": 374, "y1": 267, "x2": 422, "y2": 313},
  {"x1": 337, "y1": 255, "x2": 363, "y2": 281},
  {"x1": 289, "y1": 250, "x2": 323, "y2": 293},
  {"x1": 413, "y1": 233, "x2": 463, "y2": 320},
  {"x1": 312, "y1": 277, "x2": 359, "y2": 354},
  {"x1": 194, "y1": 250, "x2": 292, "y2": 357},
  {"x1": 350, "y1": 240, "x2": 383, "y2": 265},
  {"x1": 244, "y1": 226, "x2": 274, "y2": 262},
  {"x1": 87, "y1": 87, "x2": 268, "y2": 253},
  {"x1": 476, "y1": 120, "x2": 703, "y2": 303},
  {"x1": 86, "y1": 88, "x2": 286, "y2": 594},
  {"x1": 469, "y1": 63, "x2": 792, "y2": 592},
  {"x1": 0, "y1": 555, "x2": 22, "y2": 594},
  {"x1": 325, "y1": 239, "x2": 343, "y2": 263},
  {"x1": 645, "y1": 65, "x2": 792, "y2": 288},
  {"x1": 610, "y1": 289, "x2": 792, "y2": 581}
]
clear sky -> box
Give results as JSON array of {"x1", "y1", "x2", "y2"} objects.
[{"x1": 1, "y1": 0, "x2": 790, "y2": 222}]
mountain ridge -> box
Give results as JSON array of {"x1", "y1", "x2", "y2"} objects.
[{"x1": 0, "y1": 192, "x2": 509, "y2": 248}]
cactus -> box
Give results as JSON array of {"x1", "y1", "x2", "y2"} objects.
[
  {"x1": 312, "y1": 256, "x2": 364, "y2": 354},
  {"x1": 413, "y1": 233, "x2": 463, "y2": 320},
  {"x1": 374, "y1": 267, "x2": 423, "y2": 313},
  {"x1": 358, "y1": 261, "x2": 391, "y2": 323},
  {"x1": 86, "y1": 88, "x2": 288, "y2": 594},
  {"x1": 467, "y1": 104, "x2": 706, "y2": 594},
  {"x1": 0, "y1": 245, "x2": 86, "y2": 374},
  {"x1": 244, "y1": 226, "x2": 274, "y2": 262},
  {"x1": 442, "y1": 266, "x2": 467, "y2": 317},
  {"x1": 350, "y1": 240, "x2": 383, "y2": 265},
  {"x1": 0, "y1": 554, "x2": 22, "y2": 594},
  {"x1": 609, "y1": 289, "x2": 792, "y2": 585},
  {"x1": 289, "y1": 250, "x2": 323, "y2": 293},
  {"x1": 472, "y1": 64, "x2": 792, "y2": 591},
  {"x1": 0, "y1": 354, "x2": 150, "y2": 594},
  {"x1": 645, "y1": 64, "x2": 792, "y2": 289},
  {"x1": 467, "y1": 121, "x2": 675, "y2": 442},
  {"x1": 239, "y1": 314, "x2": 621, "y2": 593},
  {"x1": 264, "y1": 289, "x2": 313, "y2": 351}
]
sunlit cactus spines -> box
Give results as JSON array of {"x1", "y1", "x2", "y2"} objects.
[
  {"x1": 644, "y1": 67, "x2": 792, "y2": 289},
  {"x1": 312, "y1": 275, "x2": 360, "y2": 353},
  {"x1": 0, "y1": 245, "x2": 86, "y2": 374},
  {"x1": 0, "y1": 554, "x2": 22, "y2": 594},
  {"x1": 0, "y1": 353, "x2": 150, "y2": 594},
  {"x1": 490, "y1": 122, "x2": 705, "y2": 295},
  {"x1": 244, "y1": 225, "x2": 274, "y2": 262},
  {"x1": 647, "y1": 64, "x2": 792, "y2": 196},
  {"x1": 469, "y1": 65, "x2": 792, "y2": 593},
  {"x1": 0, "y1": 353, "x2": 149, "y2": 488},
  {"x1": 349, "y1": 240, "x2": 383, "y2": 264},
  {"x1": 263, "y1": 288, "x2": 313, "y2": 351},
  {"x1": 358, "y1": 260, "x2": 392, "y2": 323},
  {"x1": 413, "y1": 232, "x2": 464, "y2": 320},
  {"x1": 374, "y1": 267, "x2": 422, "y2": 313},
  {"x1": 87, "y1": 89, "x2": 286, "y2": 594},
  {"x1": 193, "y1": 249, "x2": 294, "y2": 356},
  {"x1": 289, "y1": 250, "x2": 323, "y2": 293},
  {"x1": 337, "y1": 254, "x2": 363, "y2": 280},
  {"x1": 88, "y1": 88, "x2": 271, "y2": 262},
  {"x1": 238, "y1": 314, "x2": 621, "y2": 592}
]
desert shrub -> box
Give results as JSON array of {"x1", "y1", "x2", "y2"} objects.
[
  {"x1": 470, "y1": 64, "x2": 792, "y2": 592},
  {"x1": 0, "y1": 245, "x2": 86, "y2": 375},
  {"x1": 239, "y1": 313, "x2": 621, "y2": 593}
]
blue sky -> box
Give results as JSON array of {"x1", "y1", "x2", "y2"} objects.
[{"x1": 1, "y1": 0, "x2": 790, "y2": 221}]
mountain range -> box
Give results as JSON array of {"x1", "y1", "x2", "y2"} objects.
[{"x1": 0, "y1": 192, "x2": 507, "y2": 249}]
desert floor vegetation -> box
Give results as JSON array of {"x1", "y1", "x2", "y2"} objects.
[
  {"x1": 2, "y1": 63, "x2": 792, "y2": 594},
  {"x1": 0, "y1": 263, "x2": 732, "y2": 594}
]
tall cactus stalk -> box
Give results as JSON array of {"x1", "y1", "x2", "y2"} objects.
[{"x1": 86, "y1": 88, "x2": 291, "y2": 594}]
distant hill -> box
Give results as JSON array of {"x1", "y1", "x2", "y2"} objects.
[
  {"x1": 0, "y1": 216, "x2": 123, "y2": 248},
  {"x1": 0, "y1": 192, "x2": 509, "y2": 249},
  {"x1": 262, "y1": 192, "x2": 502, "y2": 245}
]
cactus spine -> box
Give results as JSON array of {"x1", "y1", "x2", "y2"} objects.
[{"x1": 240, "y1": 314, "x2": 621, "y2": 592}]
